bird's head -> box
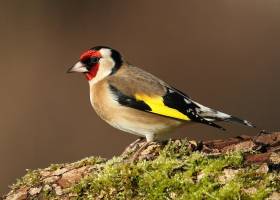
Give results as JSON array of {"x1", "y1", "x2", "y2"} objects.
[{"x1": 68, "y1": 46, "x2": 123, "y2": 83}]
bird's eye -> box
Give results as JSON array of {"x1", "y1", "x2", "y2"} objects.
[
  {"x1": 84, "y1": 57, "x2": 100, "y2": 71},
  {"x1": 90, "y1": 57, "x2": 99, "y2": 64}
]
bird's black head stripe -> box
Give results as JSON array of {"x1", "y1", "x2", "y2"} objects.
[
  {"x1": 90, "y1": 46, "x2": 123, "y2": 75},
  {"x1": 110, "y1": 49, "x2": 123, "y2": 75},
  {"x1": 90, "y1": 46, "x2": 111, "y2": 51}
]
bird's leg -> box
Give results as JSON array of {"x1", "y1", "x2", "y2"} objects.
[
  {"x1": 121, "y1": 137, "x2": 145, "y2": 156},
  {"x1": 129, "y1": 137, "x2": 145, "y2": 149},
  {"x1": 130, "y1": 141, "x2": 153, "y2": 162}
]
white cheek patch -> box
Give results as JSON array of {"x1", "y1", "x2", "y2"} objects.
[{"x1": 88, "y1": 58, "x2": 115, "y2": 86}]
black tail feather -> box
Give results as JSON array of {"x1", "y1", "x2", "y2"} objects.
[{"x1": 225, "y1": 116, "x2": 256, "y2": 128}]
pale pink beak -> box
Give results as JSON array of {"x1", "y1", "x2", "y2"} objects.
[{"x1": 67, "y1": 61, "x2": 88, "y2": 73}]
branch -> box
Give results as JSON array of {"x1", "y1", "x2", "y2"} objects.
[{"x1": 3, "y1": 132, "x2": 280, "y2": 200}]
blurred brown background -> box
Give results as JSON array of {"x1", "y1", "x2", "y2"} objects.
[{"x1": 1, "y1": 0, "x2": 280, "y2": 194}]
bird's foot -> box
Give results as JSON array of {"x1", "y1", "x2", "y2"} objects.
[
  {"x1": 129, "y1": 141, "x2": 153, "y2": 163},
  {"x1": 121, "y1": 138, "x2": 145, "y2": 156}
]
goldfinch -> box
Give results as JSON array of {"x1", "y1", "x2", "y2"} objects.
[{"x1": 68, "y1": 46, "x2": 254, "y2": 144}]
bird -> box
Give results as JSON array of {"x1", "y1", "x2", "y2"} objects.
[{"x1": 68, "y1": 46, "x2": 255, "y2": 158}]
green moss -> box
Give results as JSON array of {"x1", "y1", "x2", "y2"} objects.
[
  {"x1": 69, "y1": 140, "x2": 278, "y2": 200},
  {"x1": 9, "y1": 140, "x2": 279, "y2": 200},
  {"x1": 12, "y1": 169, "x2": 41, "y2": 190},
  {"x1": 72, "y1": 156, "x2": 105, "y2": 168},
  {"x1": 41, "y1": 186, "x2": 57, "y2": 200},
  {"x1": 268, "y1": 173, "x2": 280, "y2": 191},
  {"x1": 49, "y1": 163, "x2": 64, "y2": 171}
]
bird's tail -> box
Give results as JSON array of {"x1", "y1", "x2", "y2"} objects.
[
  {"x1": 193, "y1": 101, "x2": 255, "y2": 128},
  {"x1": 218, "y1": 113, "x2": 255, "y2": 127}
]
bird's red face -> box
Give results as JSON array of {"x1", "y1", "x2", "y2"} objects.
[
  {"x1": 68, "y1": 46, "x2": 123, "y2": 83},
  {"x1": 68, "y1": 49, "x2": 102, "y2": 81},
  {"x1": 79, "y1": 50, "x2": 102, "y2": 80}
]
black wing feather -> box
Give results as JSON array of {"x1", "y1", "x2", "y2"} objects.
[
  {"x1": 163, "y1": 88, "x2": 226, "y2": 130},
  {"x1": 109, "y1": 84, "x2": 151, "y2": 111}
]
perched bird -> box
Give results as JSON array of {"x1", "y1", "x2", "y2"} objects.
[{"x1": 68, "y1": 46, "x2": 254, "y2": 156}]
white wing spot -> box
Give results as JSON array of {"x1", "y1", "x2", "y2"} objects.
[{"x1": 184, "y1": 98, "x2": 191, "y2": 104}]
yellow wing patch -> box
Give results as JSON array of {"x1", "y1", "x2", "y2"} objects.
[{"x1": 135, "y1": 93, "x2": 190, "y2": 121}]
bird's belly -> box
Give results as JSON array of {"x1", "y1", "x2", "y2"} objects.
[{"x1": 94, "y1": 102, "x2": 182, "y2": 140}]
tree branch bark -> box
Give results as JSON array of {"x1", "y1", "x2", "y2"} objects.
[{"x1": 3, "y1": 131, "x2": 280, "y2": 200}]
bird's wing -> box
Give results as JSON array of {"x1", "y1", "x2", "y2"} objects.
[{"x1": 107, "y1": 66, "x2": 225, "y2": 130}]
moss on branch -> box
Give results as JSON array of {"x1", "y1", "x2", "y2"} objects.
[{"x1": 3, "y1": 132, "x2": 280, "y2": 200}]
